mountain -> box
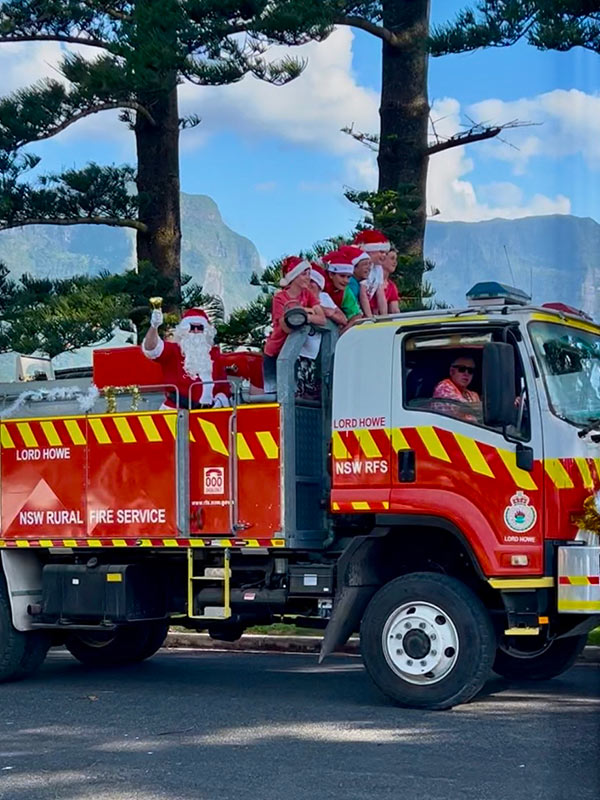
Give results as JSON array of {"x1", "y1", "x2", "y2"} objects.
[
  {"x1": 425, "y1": 215, "x2": 600, "y2": 318},
  {"x1": 1, "y1": 202, "x2": 598, "y2": 318},
  {"x1": 0, "y1": 192, "x2": 260, "y2": 312}
]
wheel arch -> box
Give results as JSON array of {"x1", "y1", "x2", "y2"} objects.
[{"x1": 320, "y1": 517, "x2": 490, "y2": 662}]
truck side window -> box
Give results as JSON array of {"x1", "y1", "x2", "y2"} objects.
[{"x1": 403, "y1": 330, "x2": 530, "y2": 439}]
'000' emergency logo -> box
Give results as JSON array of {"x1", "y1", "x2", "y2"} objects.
[{"x1": 504, "y1": 491, "x2": 537, "y2": 533}]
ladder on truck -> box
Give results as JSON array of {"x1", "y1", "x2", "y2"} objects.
[{"x1": 187, "y1": 548, "x2": 231, "y2": 620}]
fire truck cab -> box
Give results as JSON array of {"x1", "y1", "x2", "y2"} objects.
[{"x1": 1, "y1": 282, "x2": 599, "y2": 710}]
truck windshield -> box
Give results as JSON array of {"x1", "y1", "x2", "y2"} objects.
[{"x1": 530, "y1": 321, "x2": 600, "y2": 426}]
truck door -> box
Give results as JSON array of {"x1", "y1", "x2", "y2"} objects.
[{"x1": 389, "y1": 325, "x2": 545, "y2": 576}]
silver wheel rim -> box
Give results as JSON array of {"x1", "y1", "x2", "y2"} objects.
[{"x1": 382, "y1": 601, "x2": 460, "y2": 685}]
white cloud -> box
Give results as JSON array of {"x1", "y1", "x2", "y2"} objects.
[
  {"x1": 427, "y1": 98, "x2": 571, "y2": 222},
  {"x1": 0, "y1": 41, "x2": 66, "y2": 93},
  {"x1": 469, "y1": 89, "x2": 600, "y2": 171},
  {"x1": 255, "y1": 181, "x2": 277, "y2": 192},
  {"x1": 179, "y1": 27, "x2": 379, "y2": 156},
  {"x1": 0, "y1": 40, "x2": 132, "y2": 151}
]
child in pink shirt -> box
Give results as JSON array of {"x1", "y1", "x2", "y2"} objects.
[{"x1": 263, "y1": 256, "x2": 325, "y2": 392}]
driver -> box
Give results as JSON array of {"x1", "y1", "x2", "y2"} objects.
[{"x1": 433, "y1": 355, "x2": 481, "y2": 421}]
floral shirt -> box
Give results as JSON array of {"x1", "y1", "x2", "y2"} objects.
[{"x1": 432, "y1": 378, "x2": 480, "y2": 422}]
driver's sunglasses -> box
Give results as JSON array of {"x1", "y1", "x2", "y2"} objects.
[
  {"x1": 189, "y1": 323, "x2": 204, "y2": 332},
  {"x1": 452, "y1": 364, "x2": 475, "y2": 375}
]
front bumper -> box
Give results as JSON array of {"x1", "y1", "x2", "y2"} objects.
[{"x1": 558, "y1": 546, "x2": 600, "y2": 613}]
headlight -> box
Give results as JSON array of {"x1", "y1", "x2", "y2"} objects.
[{"x1": 284, "y1": 307, "x2": 309, "y2": 330}]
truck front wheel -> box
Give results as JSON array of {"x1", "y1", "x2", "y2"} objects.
[
  {"x1": 65, "y1": 620, "x2": 169, "y2": 667},
  {"x1": 360, "y1": 573, "x2": 495, "y2": 710},
  {"x1": 493, "y1": 634, "x2": 587, "y2": 680}
]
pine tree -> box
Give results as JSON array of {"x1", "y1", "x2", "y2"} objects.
[
  {"x1": 263, "y1": 1, "x2": 515, "y2": 302},
  {"x1": 0, "y1": 1, "x2": 313, "y2": 299},
  {"x1": 430, "y1": 2, "x2": 600, "y2": 56}
]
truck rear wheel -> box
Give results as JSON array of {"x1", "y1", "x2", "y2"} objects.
[
  {"x1": 0, "y1": 577, "x2": 49, "y2": 682},
  {"x1": 360, "y1": 573, "x2": 495, "y2": 710},
  {"x1": 493, "y1": 634, "x2": 587, "y2": 680},
  {"x1": 66, "y1": 620, "x2": 168, "y2": 667}
]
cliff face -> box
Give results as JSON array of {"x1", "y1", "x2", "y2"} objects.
[
  {"x1": 1, "y1": 206, "x2": 598, "y2": 317},
  {"x1": 0, "y1": 192, "x2": 260, "y2": 312},
  {"x1": 425, "y1": 215, "x2": 600, "y2": 317}
]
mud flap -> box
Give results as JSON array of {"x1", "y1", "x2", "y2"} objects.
[
  {"x1": 319, "y1": 585, "x2": 374, "y2": 662},
  {"x1": 319, "y1": 529, "x2": 390, "y2": 662}
]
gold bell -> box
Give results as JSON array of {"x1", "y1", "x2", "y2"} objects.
[{"x1": 149, "y1": 296, "x2": 163, "y2": 310}]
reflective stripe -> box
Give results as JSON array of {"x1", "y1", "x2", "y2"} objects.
[{"x1": 454, "y1": 433, "x2": 494, "y2": 477}]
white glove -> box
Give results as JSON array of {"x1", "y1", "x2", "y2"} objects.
[
  {"x1": 212, "y1": 392, "x2": 230, "y2": 409},
  {"x1": 150, "y1": 309, "x2": 163, "y2": 329}
]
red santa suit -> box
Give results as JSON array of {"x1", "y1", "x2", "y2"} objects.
[{"x1": 142, "y1": 308, "x2": 230, "y2": 409}]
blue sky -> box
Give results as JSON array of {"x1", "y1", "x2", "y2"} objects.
[{"x1": 2, "y1": 1, "x2": 599, "y2": 264}]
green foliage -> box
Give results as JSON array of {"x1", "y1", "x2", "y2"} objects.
[
  {"x1": 0, "y1": 151, "x2": 139, "y2": 228},
  {"x1": 430, "y1": 1, "x2": 600, "y2": 56},
  {"x1": 0, "y1": 261, "x2": 222, "y2": 358},
  {"x1": 346, "y1": 185, "x2": 436, "y2": 310},
  {"x1": 0, "y1": 272, "x2": 131, "y2": 358}
]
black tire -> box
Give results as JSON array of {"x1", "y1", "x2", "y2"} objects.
[
  {"x1": 0, "y1": 576, "x2": 48, "y2": 682},
  {"x1": 15, "y1": 631, "x2": 51, "y2": 679},
  {"x1": 136, "y1": 620, "x2": 170, "y2": 660},
  {"x1": 493, "y1": 634, "x2": 587, "y2": 681},
  {"x1": 360, "y1": 572, "x2": 495, "y2": 710},
  {"x1": 65, "y1": 622, "x2": 162, "y2": 667}
]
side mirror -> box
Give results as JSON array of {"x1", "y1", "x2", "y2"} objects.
[{"x1": 482, "y1": 342, "x2": 516, "y2": 427}]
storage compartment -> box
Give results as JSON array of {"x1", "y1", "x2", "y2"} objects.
[
  {"x1": 289, "y1": 564, "x2": 334, "y2": 596},
  {"x1": 41, "y1": 563, "x2": 168, "y2": 623}
]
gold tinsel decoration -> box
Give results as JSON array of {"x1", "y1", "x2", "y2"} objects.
[
  {"x1": 102, "y1": 385, "x2": 141, "y2": 414},
  {"x1": 574, "y1": 494, "x2": 600, "y2": 535}
]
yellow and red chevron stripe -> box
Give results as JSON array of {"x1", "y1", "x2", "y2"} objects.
[
  {"x1": 189, "y1": 415, "x2": 279, "y2": 460},
  {"x1": 332, "y1": 425, "x2": 600, "y2": 492},
  {"x1": 0, "y1": 537, "x2": 286, "y2": 549},
  {"x1": 559, "y1": 575, "x2": 600, "y2": 586},
  {"x1": 332, "y1": 500, "x2": 390, "y2": 512},
  {"x1": 1, "y1": 413, "x2": 177, "y2": 449}
]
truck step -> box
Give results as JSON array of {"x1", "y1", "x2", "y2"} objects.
[{"x1": 204, "y1": 567, "x2": 225, "y2": 578}]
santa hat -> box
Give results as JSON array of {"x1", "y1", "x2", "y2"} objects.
[
  {"x1": 353, "y1": 229, "x2": 390, "y2": 253},
  {"x1": 181, "y1": 308, "x2": 210, "y2": 324},
  {"x1": 178, "y1": 308, "x2": 212, "y2": 330},
  {"x1": 322, "y1": 250, "x2": 354, "y2": 275},
  {"x1": 280, "y1": 255, "x2": 311, "y2": 287},
  {"x1": 309, "y1": 263, "x2": 326, "y2": 290},
  {"x1": 338, "y1": 245, "x2": 370, "y2": 267}
]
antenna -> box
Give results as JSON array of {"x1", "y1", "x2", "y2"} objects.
[
  {"x1": 503, "y1": 245, "x2": 516, "y2": 285},
  {"x1": 530, "y1": 262, "x2": 533, "y2": 300}
]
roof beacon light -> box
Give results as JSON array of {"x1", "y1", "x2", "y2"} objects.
[
  {"x1": 466, "y1": 281, "x2": 531, "y2": 308},
  {"x1": 541, "y1": 302, "x2": 592, "y2": 321}
]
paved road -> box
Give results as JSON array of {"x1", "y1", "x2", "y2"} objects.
[{"x1": 0, "y1": 650, "x2": 598, "y2": 800}]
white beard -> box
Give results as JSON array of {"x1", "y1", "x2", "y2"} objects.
[{"x1": 175, "y1": 331, "x2": 214, "y2": 403}]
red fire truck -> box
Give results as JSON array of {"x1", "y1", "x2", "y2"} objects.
[{"x1": 1, "y1": 283, "x2": 599, "y2": 709}]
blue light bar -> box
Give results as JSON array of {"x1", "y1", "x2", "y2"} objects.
[{"x1": 466, "y1": 281, "x2": 531, "y2": 307}]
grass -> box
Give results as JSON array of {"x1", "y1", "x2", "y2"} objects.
[
  {"x1": 588, "y1": 628, "x2": 600, "y2": 647},
  {"x1": 173, "y1": 624, "x2": 600, "y2": 644}
]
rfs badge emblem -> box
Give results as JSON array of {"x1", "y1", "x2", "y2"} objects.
[{"x1": 504, "y1": 491, "x2": 537, "y2": 533}]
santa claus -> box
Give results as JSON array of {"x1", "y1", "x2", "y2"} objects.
[{"x1": 142, "y1": 307, "x2": 230, "y2": 409}]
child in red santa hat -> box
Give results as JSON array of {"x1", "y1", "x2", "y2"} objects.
[
  {"x1": 353, "y1": 229, "x2": 391, "y2": 316},
  {"x1": 338, "y1": 245, "x2": 373, "y2": 318},
  {"x1": 308, "y1": 263, "x2": 347, "y2": 328},
  {"x1": 262, "y1": 256, "x2": 326, "y2": 393},
  {"x1": 322, "y1": 250, "x2": 363, "y2": 325}
]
